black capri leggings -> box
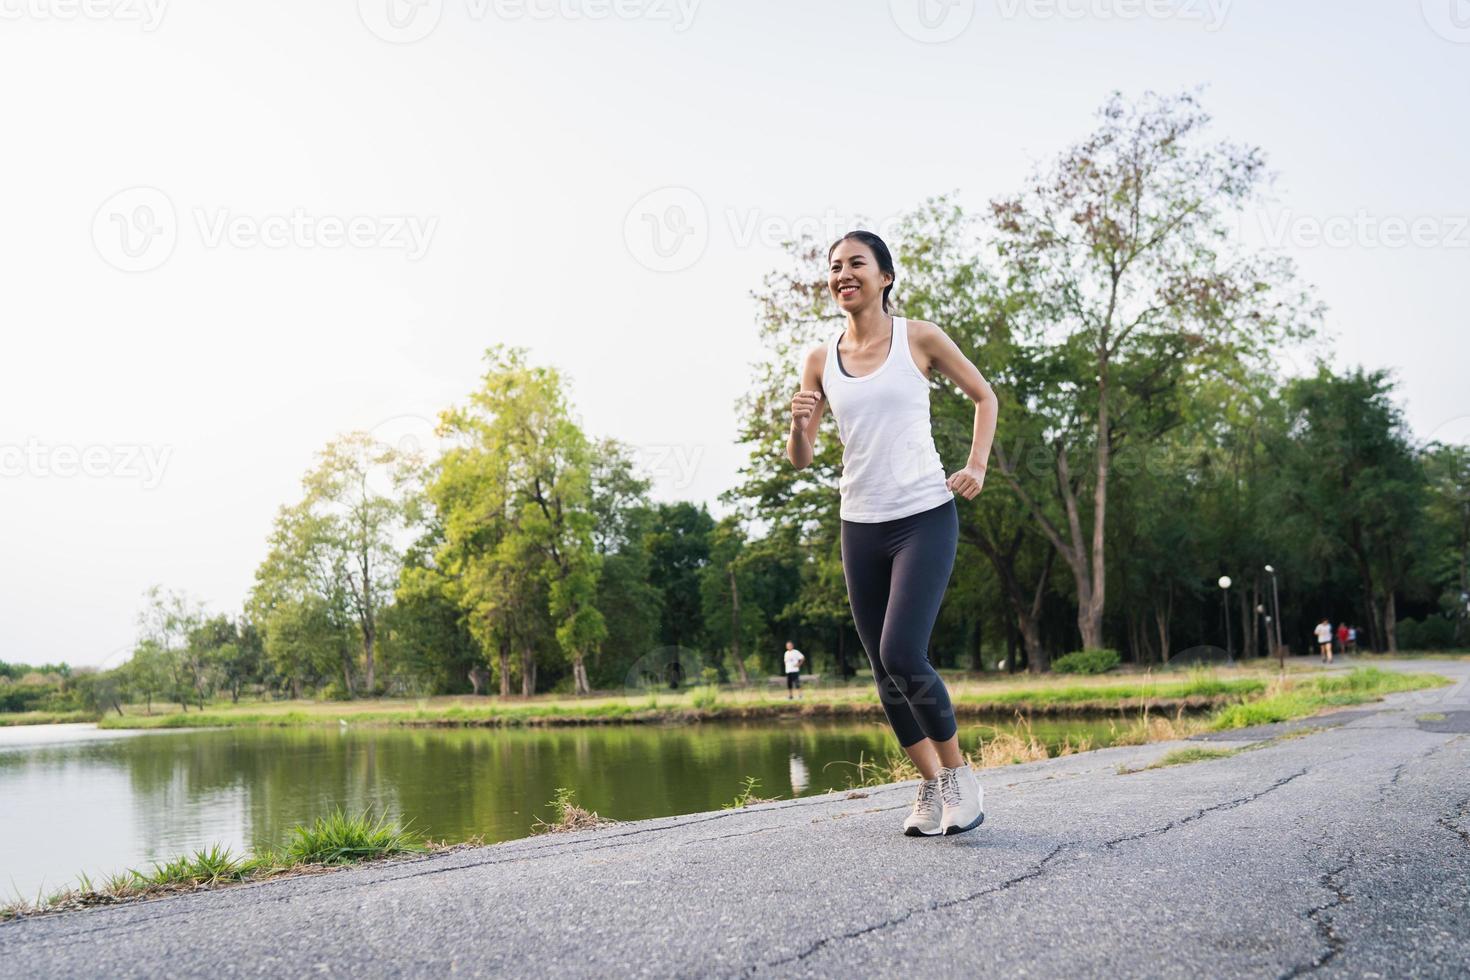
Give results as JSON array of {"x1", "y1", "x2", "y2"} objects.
[{"x1": 840, "y1": 497, "x2": 959, "y2": 748}]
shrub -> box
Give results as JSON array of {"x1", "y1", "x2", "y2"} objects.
[
  {"x1": 689, "y1": 684, "x2": 720, "y2": 709},
  {"x1": 1052, "y1": 648, "x2": 1122, "y2": 675},
  {"x1": 1397, "y1": 615, "x2": 1455, "y2": 651}
]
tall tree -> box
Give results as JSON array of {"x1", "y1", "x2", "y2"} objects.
[
  {"x1": 1423, "y1": 443, "x2": 1470, "y2": 645},
  {"x1": 989, "y1": 89, "x2": 1320, "y2": 649},
  {"x1": 300, "y1": 431, "x2": 418, "y2": 694},
  {"x1": 433, "y1": 345, "x2": 606, "y2": 696},
  {"x1": 1274, "y1": 367, "x2": 1427, "y2": 652}
]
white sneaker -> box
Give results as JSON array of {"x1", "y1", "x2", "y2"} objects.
[
  {"x1": 938, "y1": 764, "x2": 985, "y2": 835},
  {"x1": 902, "y1": 778, "x2": 943, "y2": 837}
]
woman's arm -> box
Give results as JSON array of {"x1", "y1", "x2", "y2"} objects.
[
  {"x1": 912, "y1": 320, "x2": 998, "y2": 500},
  {"x1": 786, "y1": 345, "x2": 827, "y2": 470}
]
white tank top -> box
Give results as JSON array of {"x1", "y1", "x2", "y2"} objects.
[{"x1": 822, "y1": 316, "x2": 954, "y2": 523}]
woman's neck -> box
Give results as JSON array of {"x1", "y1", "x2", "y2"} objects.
[{"x1": 844, "y1": 308, "x2": 892, "y2": 345}]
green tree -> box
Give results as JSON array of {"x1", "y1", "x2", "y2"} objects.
[
  {"x1": 136, "y1": 586, "x2": 205, "y2": 711},
  {"x1": 1273, "y1": 367, "x2": 1428, "y2": 652},
  {"x1": 1423, "y1": 443, "x2": 1470, "y2": 645},
  {"x1": 988, "y1": 89, "x2": 1320, "y2": 650},
  {"x1": 300, "y1": 431, "x2": 419, "y2": 694},
  {"x1": 433, "y1": 345, "x2": 605, "y2": 696}
]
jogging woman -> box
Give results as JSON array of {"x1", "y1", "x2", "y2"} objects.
[{"x1": 786, "y1": 230, "x2": 998, "y2": 837}]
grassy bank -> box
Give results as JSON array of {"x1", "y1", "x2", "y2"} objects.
[
  {"x1": 0, "y1": 710, "x2": 100, "y2": 726},
  {"x1": 829, "y1": 666, "x2": 1449, "y2": 789},
  {"x1": 1208, "y1": 667, "x2": 1451, "y2": 730},
  {"x1": 1, "y1": 807, "x2": 439, "y2": 922},
  {"x1": 89, "y1": 670, "x2": 1278, "y2": 731}
]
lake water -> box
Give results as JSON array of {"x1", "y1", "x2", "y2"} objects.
[{"x1": 0, "y1": 715, "x2": 1119, "y2": 900}]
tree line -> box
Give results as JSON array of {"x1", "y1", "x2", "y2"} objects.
[{"x1": 7, "y1": 89, "x2": 1468, "y2": 713}]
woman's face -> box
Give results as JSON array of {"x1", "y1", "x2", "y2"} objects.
[{"x1": 828, "y1": 239, "x2": 891, "y2": 313}]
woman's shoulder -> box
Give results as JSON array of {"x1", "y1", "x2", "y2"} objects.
[
  {"x1": 905, "y1": 318, "x2": 943, "y2": 339},
  {"x1": 802, "y1": 339, "x2": 831, "y2": 382}
]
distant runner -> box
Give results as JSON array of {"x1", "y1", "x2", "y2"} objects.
[
  {"x1": 1315, "y1": 619, "x2": 1334, "y2": 664},
  {"x1": 783, "y1": 641, "x2": 805, "y2": 700}
]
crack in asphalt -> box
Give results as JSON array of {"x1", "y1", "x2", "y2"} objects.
[
  {"x1": 732, "y1": 843, "x2": 1071, "y2": 978},
  {"x1": 1278, "y1": 850, "x2": 1354, "y2": 979},
  {"x1": 1436, "y1": 797, "x2": 1470, "y2": 849},
  {"x1": 1102, "y1": 769, "x2": 1309, "y2": 849},
  {"x1": 737, "y1": 767, "x2": 1315, "y2": 976}
]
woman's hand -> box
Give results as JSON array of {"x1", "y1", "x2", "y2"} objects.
[
  {"x1": 946, "y1": 463, "x2": 987, "y2": 500},
  {"x1": 790, "y1": 389, "x2": 823, "y2": 431}
]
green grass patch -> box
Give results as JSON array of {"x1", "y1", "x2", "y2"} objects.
[
  {"x1": 1209, "y1": 668, "x2": 1449, "y2": 731},
  {"x1": 1417, "y1": 713, "x2": 1447, "y2": 723},
  {"x1": 281, "y1": 807, "x2": 426, "y2": 865},
  {"x1": 1, "y1": 807, "x2": 427, "y2": 922},
  {"x1": 721, "y1": 776, "x2": 779, "y2": 809},
  {"x1": 1120, "y1": 746, "x2": 1239, "y2": 774},
  {"x1": 954, "y1": 675, "x2": 1265, "y2": 709}
]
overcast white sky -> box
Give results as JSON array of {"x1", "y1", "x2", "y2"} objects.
[{"x1": 2, "y1": 1, "x2": 1466, "y2": 668}]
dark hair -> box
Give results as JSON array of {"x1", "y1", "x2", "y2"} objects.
[{"x1": 827, "y1": 230, "x2": 895, "y2": 314}]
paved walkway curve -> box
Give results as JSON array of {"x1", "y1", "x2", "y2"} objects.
[{"x1": 4, "y1": 658, "x2": 1469, "y2": 978}]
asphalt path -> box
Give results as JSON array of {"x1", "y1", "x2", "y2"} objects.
[{"x1": 4, "y1": 658, "x2": 1468, "y2": 979}]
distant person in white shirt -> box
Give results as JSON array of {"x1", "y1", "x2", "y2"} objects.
[
  {"x1": 1314, "y1": 619, "x2": 1333, "y2": 664},
  {"x1": 783, "y1": 641, "x2": 806, "y2": 700}
]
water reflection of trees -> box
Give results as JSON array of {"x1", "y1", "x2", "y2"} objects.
[{"x1": 72, "y1": 722, "x2": 899, "y2": 863}]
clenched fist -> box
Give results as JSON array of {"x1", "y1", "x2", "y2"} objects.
[{"x1": 790, "y1": 389, "x2": 823, "y2": 430}]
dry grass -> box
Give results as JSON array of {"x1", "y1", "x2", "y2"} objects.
[
  {"x1": 1105, "y1": 702, "x2": 1209, "y2": 746},
  {"x1": 529, "y1": 787, "x2": 620, "y2": 835},
  {"x1": 976, "y1": 714, "x2": 1094, "y2": 768}
]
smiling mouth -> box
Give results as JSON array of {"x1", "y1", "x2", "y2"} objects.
[{"x1": 838, "y1": 284, "x2": 859, "y2": 296}]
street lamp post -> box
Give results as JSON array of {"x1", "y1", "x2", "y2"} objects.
[
  {"x1": 1219, "y1": 575, "x2": 1233, "y2": 663},
  {"x1": 1265, "y1": 564, "x2": 1284, "y2": 666}
]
